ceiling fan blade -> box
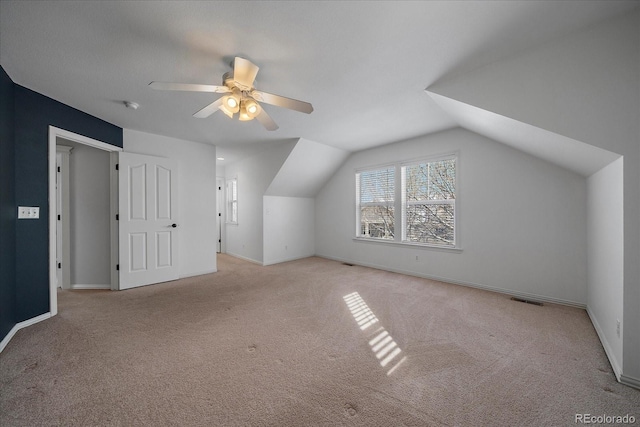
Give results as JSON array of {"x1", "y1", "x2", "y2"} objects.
[
  {"x1": 149, "y1": 82, "x2": 230, "y2": 93},
  {"x1": 193, "y1": 97, "x2": 225, "y2": 118},
  {"x1": 233, "y1": 57, "x2": 259, "y2": 89},
  {"x1": 255, "y1": 108, "x2": 279, "y2": 131},
  {"x1": 251, "y1": 90, "x2": 313, "y2": 114}
]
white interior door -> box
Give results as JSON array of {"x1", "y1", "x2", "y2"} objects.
[{"x1": 118, "y1": 152, "x2": 179, "y2": 290}]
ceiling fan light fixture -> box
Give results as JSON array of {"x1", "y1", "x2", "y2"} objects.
[
  {"x1": 224, "y1": 88, "x2": 241, "y2": 113},
  {"x1": 226, "y1": 97, "x2": 238, "y2": 109},
  {"x1": 244, "y1": 99, "x2": 260, "y2": 118},
  {"x1": 219, "y1": 99, "x2": 235, "y2": 118},
  {"x1": 238, "y1": 108, "x2": 251, "y2": 121}
]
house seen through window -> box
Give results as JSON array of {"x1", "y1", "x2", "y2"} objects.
[{"x1": 356, "y1": 167, "x2": 395, "y2": 240}]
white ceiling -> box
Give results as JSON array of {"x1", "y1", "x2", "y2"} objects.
[{"x1": 1, "y1": 1, "x2": 635, "y2": 165}]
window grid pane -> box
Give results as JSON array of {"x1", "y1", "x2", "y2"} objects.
[
  {"x1": 360, "y1": 206, "x2": 394, "y2": 240},
  {"x1": 403, "y1": 158, "x2": 456, "y2": 246},
  {"x1": 405, "y1": 204, "x2": 454, "y2": 245},
  {"x1": 358, "y1": 167, "x2": 395, "y2": 240},
  {"x1": 405, "y1": 159, "x2": 455, "y2": 202},
  {"x1": 428, "y1": 159, "x2": 455, "y2": 200},
  {"x1": 359, "y1": 168, "x2": 395, "y2": 204}
]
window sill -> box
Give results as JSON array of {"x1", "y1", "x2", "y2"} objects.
[{"x1": 352, "y1": 237, "x2": 462, "y2": 253}]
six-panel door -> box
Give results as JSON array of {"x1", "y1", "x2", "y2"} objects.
[{"x1": 118, "y1": 152, "x2": 179, "y2": 290}]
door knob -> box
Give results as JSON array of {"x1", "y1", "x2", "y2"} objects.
[{"x1": 171, "y1": 223, "x2": 177, "y2": 228}]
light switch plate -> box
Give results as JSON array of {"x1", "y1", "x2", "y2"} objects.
[{"x1": 18, "y1": 206, "x2": 40, "y2": 219}]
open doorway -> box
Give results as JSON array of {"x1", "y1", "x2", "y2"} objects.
[
  {"x1": 48, "y1": 126, "x2": 122, "y2": 316},
  {"x1": 56, "y1": 138, "x2": 112, "y2": 291}
]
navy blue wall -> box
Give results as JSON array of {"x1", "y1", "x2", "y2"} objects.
[
  {"x1": 0, "y1": 66, "x2": 16, "y2": 339},
  {"x1": 13, "y1": 84, "x2": 122, "y2": 322}
]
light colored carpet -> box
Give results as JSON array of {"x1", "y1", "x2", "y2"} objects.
[{"x1": 1, "y1": 254, "x2": 638, "y2": 426}]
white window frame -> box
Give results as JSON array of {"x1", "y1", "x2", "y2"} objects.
[
  {"x1": 226, "y1": 178, "x2": 238, "y2": 225},
  {"x1": 354, "y1": 152, "x2": 460, "y2": 251},
  {"x1": 401, "y1": 154, "x2": 457, "y2": 247},
  {"x1": 355, "y1": 164, "x2": 396, "y2": 241}
]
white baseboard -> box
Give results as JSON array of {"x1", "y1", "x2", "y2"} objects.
[
  {"x1": 71, "y1": 284, "x2": 110, "y2": 290},
  {"x1": 225, "y1": 252, "x2": 263, "y2": 266},
  {"x1": 586, "y1": 307, "x2": 622, "y2": 381},
  {"x1": 0, "y1": 312, "x2": 52, "y2": 353},
  {"x1": 179, "y1": 268, "x2": 218, "y2": 279},
  {"x1": 263, "y1": 253, "x2": 314, "y2": 266},
  {"x1": 316, "y1": 254, "x2": 586, "y2": 308},
  {"x1": 620, "y1": 374, "x2": 640, "y2": 390},
  {"x1": 1, "y1": 325, "x2": 24, "y2": 353}
]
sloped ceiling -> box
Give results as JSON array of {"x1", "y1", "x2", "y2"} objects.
[
  {"x1": 426, "y1": 92, "x2": 619, "y2": 177},
  {"x1": 425, "y1": 7, "x2": 638, "y2": 177},
  {"x1": 1, "y1": 1, "x2": 636, "y2": 165},
  {"x1": 265, "y1": 139, "x2": 349, "y2": 198}
]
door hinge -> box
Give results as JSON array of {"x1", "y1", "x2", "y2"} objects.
[
  {"x1": 57, "y1": 214, "x2": 61, "y2": 221},
  {"x1": 116, "y1": 214, "x2": 119, "y2": 221},
  {"x1": 116, "y1": 264, "x2": 119, "y2": 271},
  {"x1": 115, "y1": 164, "x2": 119, "y2": 171},
  {"x1": 218, "y1": 213, "x2": 221, "y2": 217},
  {"x1": 219, "y1": 186, "x2": 222, "y2": 190},
  {"x1": 218, "y1": 239, "x2": 221, "y2": 243},
  {"x1": 57, "y1": 166, "x2": 61, "y2": 172},
  {"x1": 58, "y1": 263, "x2": 61, "y2": 269}
]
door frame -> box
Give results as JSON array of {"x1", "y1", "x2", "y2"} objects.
[
  {"x1": 55, "y1": 145, "x2": 73, "y2": 290},
  {"x1": 48, "y1": 126, "x2": 122, "y2": 316},
  {"x1": 216, "y1": 177, "x2": 225, "y2": 253}
]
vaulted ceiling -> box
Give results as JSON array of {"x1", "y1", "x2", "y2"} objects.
[{"x1": 1, "y1": 1, "x2": 636, "y2": 164}]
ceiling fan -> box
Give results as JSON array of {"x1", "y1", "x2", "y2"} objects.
[{"x1": 149, "y1": 57, "x2": 313, "y2": 131}]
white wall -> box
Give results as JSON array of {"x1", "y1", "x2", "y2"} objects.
[
  {"x1": 587, "y1": 157, "x2": 624, "y2": 375},
  {"x1": 316, "y1": 128, "x2": 588, "y2": 305},
  {"x1": 429, "y1": 9, "x2": 640, "y2": 382},
  {"x1": 124, "y1": 129, "x2": 217, "y2": 278},
  {"x1": 66, "y1": 141, "x2": 111, "y2": 287},
  {"x1": 263, "y1": 196, "x2": 315, "y2": 266},
  {"x1": 224, "y1": 141, "x2": 297, "y2": 264}
]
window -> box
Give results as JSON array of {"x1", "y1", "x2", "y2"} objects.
[
  {"x1": 226, "y1": 178, "x2": 238, "y2": 224},
  {"x1": 402, "y1": 158, "x2": 456, "y2": 246},
  {"x1": 356, "y1": 167, "x2": 395, "y2": 240},
  {"x1": 356, "y1": 155, "x2": 457, "y2": 248}
]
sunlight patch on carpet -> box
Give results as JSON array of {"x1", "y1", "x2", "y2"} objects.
[
  {"x1": 344, "y1": 292, "x2": 406, "y2": 375},
  {"x1": 344, "y1": 292, "x2": 379, "y2": 330}
]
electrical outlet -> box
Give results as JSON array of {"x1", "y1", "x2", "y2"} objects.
[
  {"x1": 616, "y1": 319, "x2": 621, "y2": 337},
  {"x1": 18, "y1": 206, "x2": 40, "y2": 219}
]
